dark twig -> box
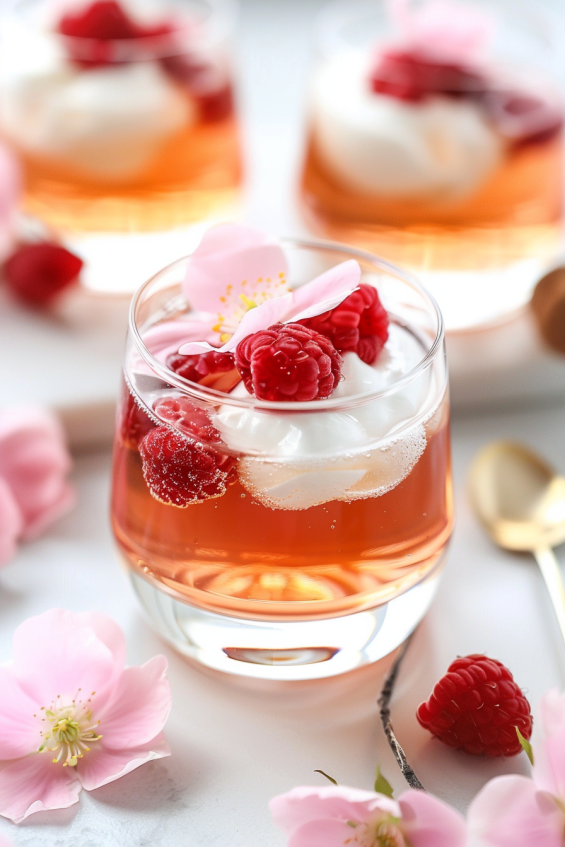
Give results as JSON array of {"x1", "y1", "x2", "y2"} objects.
[{"x1": 377, "y1": 632, "x2": 425, "y2": 791}]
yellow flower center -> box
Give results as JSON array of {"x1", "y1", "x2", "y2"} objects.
[
  {"x1": 37, "y1": 694, "x2": 102, "y2": 767},
  {"x1": 346, "y1": 816, "x2": 411, "y2": 847},
  {"x1": 213, "y1": 273, "x2": 289, "y2": 343}
]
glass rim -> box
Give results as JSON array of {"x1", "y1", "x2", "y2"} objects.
[
  {"x1": 128, "y1": 235, "x2": 445, "y2": 414},
  {"x1": 8, "y1": 0, "x2": 237, "y2": 57}
]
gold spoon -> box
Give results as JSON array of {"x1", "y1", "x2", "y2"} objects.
[{"x1": 469, "y1": 441, "x2": 565, "y2": 642}]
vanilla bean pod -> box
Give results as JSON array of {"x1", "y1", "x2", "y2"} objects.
[{"x1": 377, "y1": 632, "x2": 425, "y2": 791}]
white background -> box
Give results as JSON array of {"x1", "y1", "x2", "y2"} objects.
[{"x1": 0, "y1": 0, "x2": 565, "y2": 845}]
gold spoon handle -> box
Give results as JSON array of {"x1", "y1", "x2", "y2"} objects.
[{"x1": 534, "y1": 547, "x2": 565, "y2": 645}]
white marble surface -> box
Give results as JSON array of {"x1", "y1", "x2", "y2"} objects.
[{"x1": 1, "y1": 0, "x2": 565, "y2": 844}]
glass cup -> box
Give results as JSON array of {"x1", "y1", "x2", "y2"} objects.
[
  {"x1": 299, "y1": 0, "x2": 564, "y2": 331},
  {"x1": 111, "y1": 238, "x2": 452, "y2": 680},
  {"x1": 0, "y1": 0, "x2": 242, "y2": 293}
]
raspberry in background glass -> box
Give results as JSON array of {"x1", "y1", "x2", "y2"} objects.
[
  {"x1": 110, "y1": 224, "x2": 452, "y2": 680},
  {"x1": 0, "y1": 0, "x2": 242, "y2": 293},
  {"x1": 300, "y1": 0, "x2": 564, "y2": 330}
]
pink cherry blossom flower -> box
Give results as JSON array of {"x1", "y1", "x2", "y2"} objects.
[
  {"x1": 467, "y1": 689, "x2": 565, "y2": 847},
  {"x1": 0, "y1": 609, "x2": 171, "y2": 823},
  {"x1": 0, "y1": 407, "x2": 75, "y2": 567},
  {"x1": 168, "y1": 223, "x2": 361, "y2": 356},
  {"x1": 270, "y1": 784, "x2": 467, "y2": 847},
  {"x1": 389, "y1": 0, "x2": 495, "y2": 64}
]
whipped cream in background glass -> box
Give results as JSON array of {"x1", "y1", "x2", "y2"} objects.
[
  {"x1": 0, "y1": 0, "x2": 242, "y2": 294},
  {"x1": 300, "y1": 0, "x2": 565, "y2": 331}
]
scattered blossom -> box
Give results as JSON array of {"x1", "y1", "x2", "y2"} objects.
[
  {"x1": 0, "y1": 609, "x2": 171, "y2": 823},
  {"x1": 0, "y1": 407, "x2": 75, "y2": 567},
  {"x1": 270, "y1": 784, "x2": 467, "y2": 847},
  {"x1": 467, "y1": 689, "x2": 565, "y2": 847}
]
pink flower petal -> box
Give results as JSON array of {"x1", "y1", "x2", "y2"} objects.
[
  {"x1": 96, "y1": 656, "x2": 171, "y2": 750},
  {"x1": 538, "y1": 689, "x2": 565, "y2": 739},
  {"x1": 0, "y1": 754, "x2": 81, "y2": 824},
  {"x1": 76, "y1": 733, "x2": 170, "y2": 792},
  {"x1": 0, "y1": 831, "x2": 13, "y2": 847},
  {"x1": 467, "y1": 775, "x2": 564, "y2": 847},
  {"x1": 270, "y1": 785, "x2": 398, "y2": 834},
  {"x1": 0, "y1": 667, "x2": 42, "y2": 759},
  {"x1": 12, "y1": 610, "x2": 121, "y2": 709},
  {"x1": 398, "y1": 790, "x2": 467, "y2": 847},
  {"x1": 79, "y1": 612, "x2": 127, "y2": 675},
  {"x1": 0, "y1": 407, "x2": 74, "y2": 540},
  {"x1": 390, "y1": 0, "x2": 494, "y2": 62},
  {"x1": 182, "y1": 224, "x2": 288, "y2": 314},
  {"x1": 141, "y1": 319, "x2": 217, "y2": 365},
  {"x1": 533, "y1": 722, "x2": 565, "y2": 800},
  {"x1": 287, "y1": 819, "x2": 357, "y2": 847},
  {"x1": 287, "y1": 260, "x2": 361, "y2": 322},
  {"x1": 0, "y1": 479, "x2": 22, "y2": 567}
]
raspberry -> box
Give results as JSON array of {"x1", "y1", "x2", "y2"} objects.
[
  {"x1": 120, "y1": 391, "x2": 155, "y2": 449},
  {"x1": 235, "y1": 323, "x2": 342, "y2": 402},
  {"x1": 160, "y1": 58, "x2": 234, "y2": 122},
  {"x1": 417, "y1": 655, "x2": 533, "y2": 757},
  {"x1": 481, "y1": 90, "x2": 563, "y2": 146},
  {"x1": 153, "y1": 395, "x2": 222, "y2": 444},
  {"x1": 58, "y1": 1, "x2": 174, "y2": 67},
  {"x1": 139, "y1": 426, "x2": 235, "y2": 506},
  {"x1": 370, "y1": 50, "x2": 485, "y2": 103},
  {"x1": 300, "y1": 284, "x2": 389, "y2": 365},
  {"x1": 3, "y1": 243, "x2": 83, "y2": 307},
  {"x1": 166, "y1": 351, "x2": 240, "y2": 392}
]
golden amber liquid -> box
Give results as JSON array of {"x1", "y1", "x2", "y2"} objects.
[
  {"x1": 300, "y1": 130, "x2": 564, "y2": 271},
  {"x1": 111, "y1": 386, "x2": 453, "y2": 622},
  {"x1": 15, "y1": 106, "x2": 242, "y2": 234}
]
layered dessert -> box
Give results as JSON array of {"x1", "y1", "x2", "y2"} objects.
[
  {"x1": 0, "y1": 0, "x2": 241, "y2": 237},
  {"x1": 111, "y1": 225, "x2": 452, "y2": 622},
  {"x1": 300, "y1": 0, "x2": 564, "y2": 327}
]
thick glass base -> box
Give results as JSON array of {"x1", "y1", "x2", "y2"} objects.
[{"x1": 130, "y1": 565, "x2": 443, "y2": 680}]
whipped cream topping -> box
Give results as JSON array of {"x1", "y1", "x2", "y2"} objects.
[
  {"x1": 214, "y1": 324, "x2": 440, "y2": 510},
  {"x1": 311, "y1": 51, "x2": 503, "y2": 199},
  {"x1": 0, "y1": 57, "x2": 193, "y2": 181}
]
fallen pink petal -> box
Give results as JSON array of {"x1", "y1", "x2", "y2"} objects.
[
  {"x1": 0, "y1": 609, "x2": 171, "y2": 823},
  {"x1": 270, "y1": 784, "x2": 467, "y2": 847},
  {"x1": 0, "y1": 407, "x2": 75, "y2": 566}
]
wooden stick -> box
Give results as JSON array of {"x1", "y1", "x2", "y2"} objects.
[{"x1": 377, "y1": 633, "x2": 425, "y2": 791}]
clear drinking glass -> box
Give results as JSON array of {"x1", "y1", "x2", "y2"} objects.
[
  {"x1": 111, "y1": 238, "x2": 452, "y2": 680},
  {"x1": 299, "y1": 0, "x2": 564, "y2": 331},
  {"x1": 0, "y1": 0, "x2": 242, "y2": 293}
]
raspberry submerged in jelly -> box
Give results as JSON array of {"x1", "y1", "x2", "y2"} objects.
[
  {"x1": 417, "y1": 654, "x2": 533, "y2": 757},
  {"x1": 300, "y1": 283, "x2": 389, "y2": 366},
  {"x1": 235, "y1": 323, "x2": 342, "y2": 402},
  {"x1": 139, "y1": 426, "x2": 235, "y2": 507},
  {"x1": 153, "y1": 396, "x2": 222, "y2": 444}
]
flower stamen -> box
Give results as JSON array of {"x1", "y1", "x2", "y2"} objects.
[{"x1": 38, "y1": 700, "x2": 102, "y2": 767}]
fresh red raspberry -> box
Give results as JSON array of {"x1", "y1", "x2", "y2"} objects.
[
  {"x1": 153, "y1": 396, "x2": 222, "y2": 444},
  {"x1": 166, "y1": 351, "x2": 240, "y2": 392},
  {"x1": 160, "y1": 57, "x2": 234, "y2": 122},
  {"x1": 300, "y1": 284, "x2": 389, "y2": 365},
  {"x1": 370, "y1": 50, "x2": 485, "y2": 103},
  {"x1": 139, "y1": 426, "x2": 235, "y2": 506},
  {"x1": 120, "y1": 391, "x2": 155, "y2": 449},
  {"x1": 235, "y1": 323, "x2": 342, "y2": 402},
  {"x1": 481, "y1": 90, "x2": 563, "y2": 146},
  {"x1": 417, "y1": 655, "x2": 533, "y2": 757},
  {"x1": 3, "y1": 242, "x2": 83, "y2": 307}
]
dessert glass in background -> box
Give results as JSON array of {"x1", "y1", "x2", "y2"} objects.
[
  {"x1": 300, "y1": 0, "x2": 564, "y2": 331},
  {"x1": 0, "y1": 0, "x2": 242, "y2": 293},
  {"x1": 111, "y1": 228, "x2": 452, "y2": 680}
]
